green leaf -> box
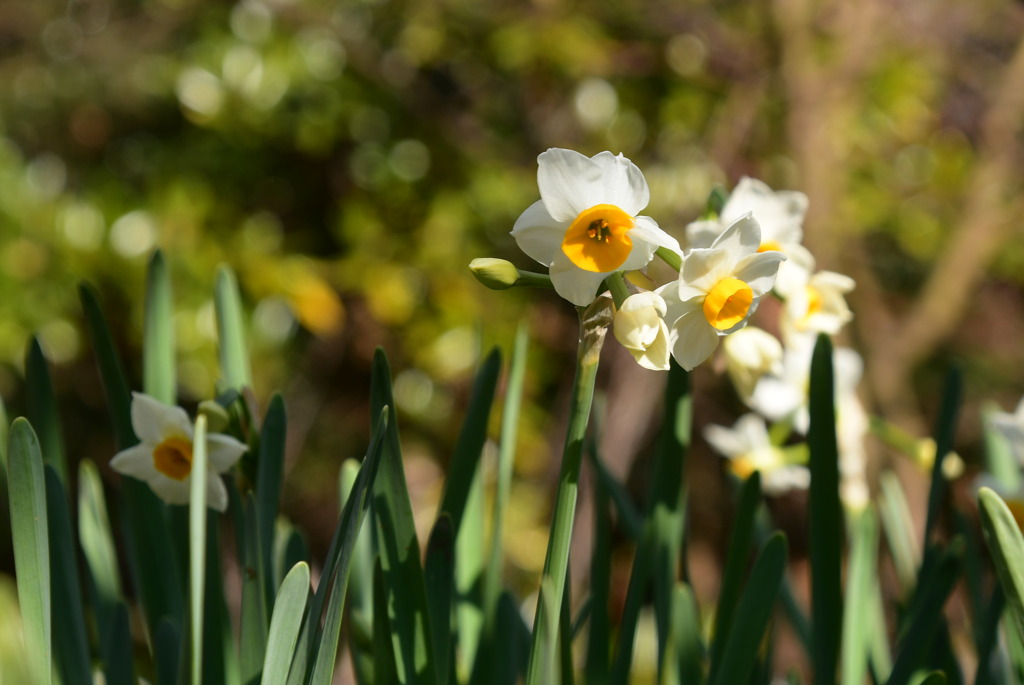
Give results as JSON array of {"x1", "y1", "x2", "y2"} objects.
[
  {"x1": 879, "y1": 471, "x2": 919, "y2": 595},
  {"x1": 189, "y1": 415, "x2": 210, "y2": 685},
  {"x1": 648, "y1": 361, "x2": 691, "y2": 676},
  {"x1": 841, "y1": 508, "x2": 879, "y2": 685},
  {"x1": 370, "y1": 350, "x2": 437, "y2": 685},
  {"x1": 78, "y1": 459, "x2": 123, "y2": 660},
  {"x1": 455, "y1": 466, "x2": 485, "y2": 679},
  {"x1": 710, "y1": 533, "x2": 788, "y2": 685},
  {"x1": 371, "y1": 562, "x2": 401, "y2": 685},
  {"x1": 710, "y1": 472, "x2": 762, "y2": 670},
  {"x1": 143, "y1": 249, "x2": 176, "y2": 405},
  {"x1": 425, "y1": 515, "x2": 455, "y2": 685},
  {"x1": 885, "y1": 540, "x2": 963, "y2": 685},
  {"x1": 241, "y1": 494, "x2": 269, "y2": 685},
  {"x1": 584, "y1": 440, "x2": 612, "y2": 685},
  {"x1": 81, "y1": 281, "x2": 183, "y2": 637},
  {"x1": 979, "y1": 488, "x2": 1024, "y2": 639},
  {"x1": 664, "y1": 583, "x2": 704, "y2": 685},
  {"x1": 438, "y1": 348, "x2": 500, "y2": 533},
  {"x1": 7, "y1": 418, "x2": 52, "y2": 685},
  {"x1": 341, "y1": 459, "x2": 376, "y2": 685},
  {"x1": 260, "y1": 562, "x2": 310, "y2": 685},
  {"x1": 982, "y1": 402, "x2": 1021, "y2": 492},
  {"x1": 924, "y1": 367, "x2": 961, "y2": 546},
  {"x1": 973, "y1": 585, "x2": 1006, "y2": 685},
  {"x1": 153, "y1": 617, "x2": 179, "y2": 685},
  {"x1": 807, "y1": 334, "x2": 842, "y2": 685},
  {"x1": 103, "y1": 601, "x2": 137, "y2": 685},
  {"x1": 45, "y1": 466, "x2": 91, "y2": 685},
  {"x1": 215, "y1": 265, "x2": 253, "y2": 391},
  {"x1": 305, "y1": 406, "x2": 390, "y2": 685},
  {"x1": 257, "y1": 394, "x2": 287, "y2": 606},
  {"x1": 915, "y1": 672, "x2": 947, "y2": 685},
  {"x1": 25, "y1": 337, "x2": 68, "y2": 484}
]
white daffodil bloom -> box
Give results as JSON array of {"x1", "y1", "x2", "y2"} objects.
[
  {"x1": 511, "y1": 148, "x2": 681, "y2": 306},
  {"x1": 704, "y1": 413, "x2": 810, "y2": 495},
  {"x1": 747, "y1": 333, "x2": 863, "y2": 435},
  {"x1": 687, "y1": 177, "x2": 811, "y2": 294},
  {"x1": 722, "y1": 326, "x2": 784, "y2": 401},
  {"x1": 613, "y1": 291, "x2": 671, "y2": 371},
  {"x1": 776, "y1": 259, "x2": 855, "y2": 336},
  {"x1": 993, "y1": 397, "x2": 1024, "y2": 465},
  {"x1": 656, "y1": 214, "x2": 785, "y2": 371},
  {"x1": 110, "y1": 392, "x2": 247, "y2": 512}
]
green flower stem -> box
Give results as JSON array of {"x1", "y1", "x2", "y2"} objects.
[
  {"x1": 525, "y1": 303, "x2": 609, "y2": 685},
  {"x1": 656, "y1": 246, "x2": 682, "y2": 272},
  {"x1": 605, "y1": 271, "x2": 630, "y2": 308},
  {"x1": 515, "y1": 269, "x2": 556, "y2": 288}
]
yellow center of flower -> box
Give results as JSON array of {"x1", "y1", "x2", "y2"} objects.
[
  {"x1": 758, "y1": 241, "x2": 783, "y2": 253},
  {"x1": 805, "y1": 285, "x2": 823, "y2": 316},
  {"x1": 729, "y1": 456, "x2": 756, "y2": 479},
  {"x1": 561, "y1": 204, "x2": 634, "y2": 273},
  {"x1": 703, "y1": 277, "x2": 754, "y2": 330},
  {"x1": 153, "y1": 436, "x2": 193, "y2": 481}
]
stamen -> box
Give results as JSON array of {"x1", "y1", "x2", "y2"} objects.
[
  {"x1": 561, "y1": 204, "x2": 635, "y2": 273},
  {"x1": 153, "y1": 436, "x2": 194, "y2": 481}
]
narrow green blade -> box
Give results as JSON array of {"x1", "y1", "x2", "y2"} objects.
[
  {"x1": 709, "y1": 472, "x2": 762, "y2": 672},
  {"x1": 584, "y1": 440, "x2": 612, "y2": 685},
  {"x1": 979, "y1": 488, "x2": 1024, "y2": 639},
  {"x1": 143, "y1": 249, "x2": 176, "y2": 405},
  {"x1": 924, "y1": 367, "x2": 961, "y2": 546},
  {"x1": 438, "y1": 348, "x2": 500, "y2": 534},
  {"x1": 241, "y1": 494, "x2": 269, "y2": 685},
  {"x1": 885, "y1": 540, "x2": 963, "y2": 685},
  {"x1": 153, "y1": 618, "x2": 179, "y2": 685},
  {"x1": 25, "y1": 337, "x2": 68, "y2": 485},
  {"x1": 260, "y1": 562, "x2": 310, "y2": 684},
  {"x1": 342, "y1": 460, "x2": 376, "y2": 685},
  {"x1": 710, "y1": 533, "x2": 788, "y2": 685},
  {"x1": 808, "y1": 334, "x2": 842, "y2": 685},
  {"x1": 841, "y1": 508, "x2": 879, "y2": 685},
  {"x1": 45, "y1": 466, "x2": 91, "y2": 685},
  {"x1": 215, "y1": 265, "x2": 253, "y2": 391},
  {"x1": 257, "y1": 394, "x2": 287, "y2": 605},
  {"x1": 663, "y1": 582, "x2": 704, "y2": 685},
  {"x1": 369, "y1": 350, "x2": 436, "y2": 685},
  {"x1": 81, "y1": 281, "x2": 183, "y2": 636},
  {"x1": 649, "y1": 361, "x2": 691, "y2": 676},
  {"x1": 78, "y1": 459, "x2": 122, "y2": 658},
  {"x1": 456, "y1": 466, "x2": 485, "y2": 680},
  {"x1": 982, "y1": 402, "x2": 1020, "y2": 492},
  {"x1": 189, "y1": 415, "x2": 210, "y2": 685},
  {"x1": 7, "y1": 418, "x2": 52, "y2": 684},
  {"x1": 371, "y1": 562, "x2": 400, "y2": 685},
  {"x1": 879, "y1": 471, "x2": 919, "y2": 595},
  {"x1": 305, "y1": 407, "x2": 390, "y2": 685},
  {"x1": 916, "y1": 673, "x2": 947, "y2": 685},
  {"x1": 425, "y1": 515, "x2": 455, "y2": 685},
  {"x1": 104, "y1": 601, "x2": 137, "y2": 685}
]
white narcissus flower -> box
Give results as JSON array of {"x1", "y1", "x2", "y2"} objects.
[
  {"x1": 511, "y1": 148, "x2": 681, "y2": 306},
  {"x1": 687, "y1": 177, "x2": 811, "y2": 295},
  {"x1": 110, "y1": 392, "x2": 247, "y2": 512},
  {"x1": 704, "y1": 414, "x2": 810, "y2": 495},
  {"x1": 774, "y1": 251, "x2": 855, "y2": 336},
  {"x1": 722, "y1": 326, "x2": 784, "y2": 401},
  {"x1": 613, "y1": 291, "x2": 671, "y2": 371},
  {"x1": 993, "y1": 397, "x2": 1024, "y2": 464},
  {"x1": 657, "y1": 214, "x2": 785, "y2": 371}
]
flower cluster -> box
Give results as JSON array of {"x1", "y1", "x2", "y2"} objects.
[{"x1": 490, "y1": 148, "x2": 865, "y2": 502}]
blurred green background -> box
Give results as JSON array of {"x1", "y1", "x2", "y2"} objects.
[{"x1": 2, "y1": 0, "x2": 1024, "y2": 675}]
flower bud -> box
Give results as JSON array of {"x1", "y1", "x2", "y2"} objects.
[{"x1": 469, "y1": 258, "x2": 520, "y2": 290}]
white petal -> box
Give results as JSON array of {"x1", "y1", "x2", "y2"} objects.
[
  {"x1": 704, "y1": 424, "x2": 746, "y2": 457},
  {"x1": 721, "y1": 178, "x2": 807, "y2": 245},
  {"x1": 206, "y1": 475, "x2": 229, "y2": 512},
  {"x1": 627, "y1": 216, "x2": 682, "y2": 254},
  {"x1": 633, "y1": 323, "x2": 671, "y2": 370},
  {"x1": 748, "y1": 376, "x2": 804, "y2": 422},
  {"x1": 148, "y1": 473, "x2": 192, "y2": 506},
  {"x1": 511, "y1": 200, "x2": 566, "y2": 266},
  {"x1": 735, "y1": 413, "x2": 771, "y2": 447},
  {"x1": 761, "y1": 466, "x2": 811, "y2": 495},
  {"x1": 678, "y1": 248, "x2": 733, "y2": 300},
  {"x1": 131, "y1": 392, "x2": 192, "y2": 444},
  {"x1": 110, "y1": 444, "x2": 157, "y2": 480},
  {"x1": 709, "y1": 214, "x2": 761, "y2": 261},
  {"x1": 733, "y1": 251, "x2": 787, "y2": 297},
  {"x1": 548, "y1": 250, "x2": 608, "y2": 306},
  {"x1": 669, "y1": 310, "x2": 720, "y2": 371},
  {"x1": 684, "y1": 220, "x2": 722, "y2": 249},
  {"x1": 537, "y1": 148, "x2": 649, "y2": 222},
  {"x1": 207, "y1": 433, "x2": 248, "y2": 473}
]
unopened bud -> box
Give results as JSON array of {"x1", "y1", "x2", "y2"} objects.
[
  {"x1": 198, "y1": 400, "x2": 231, "y2": 434},
  {"x1": 470, "y1": 258, "x2": 520, "y2": 290}
]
